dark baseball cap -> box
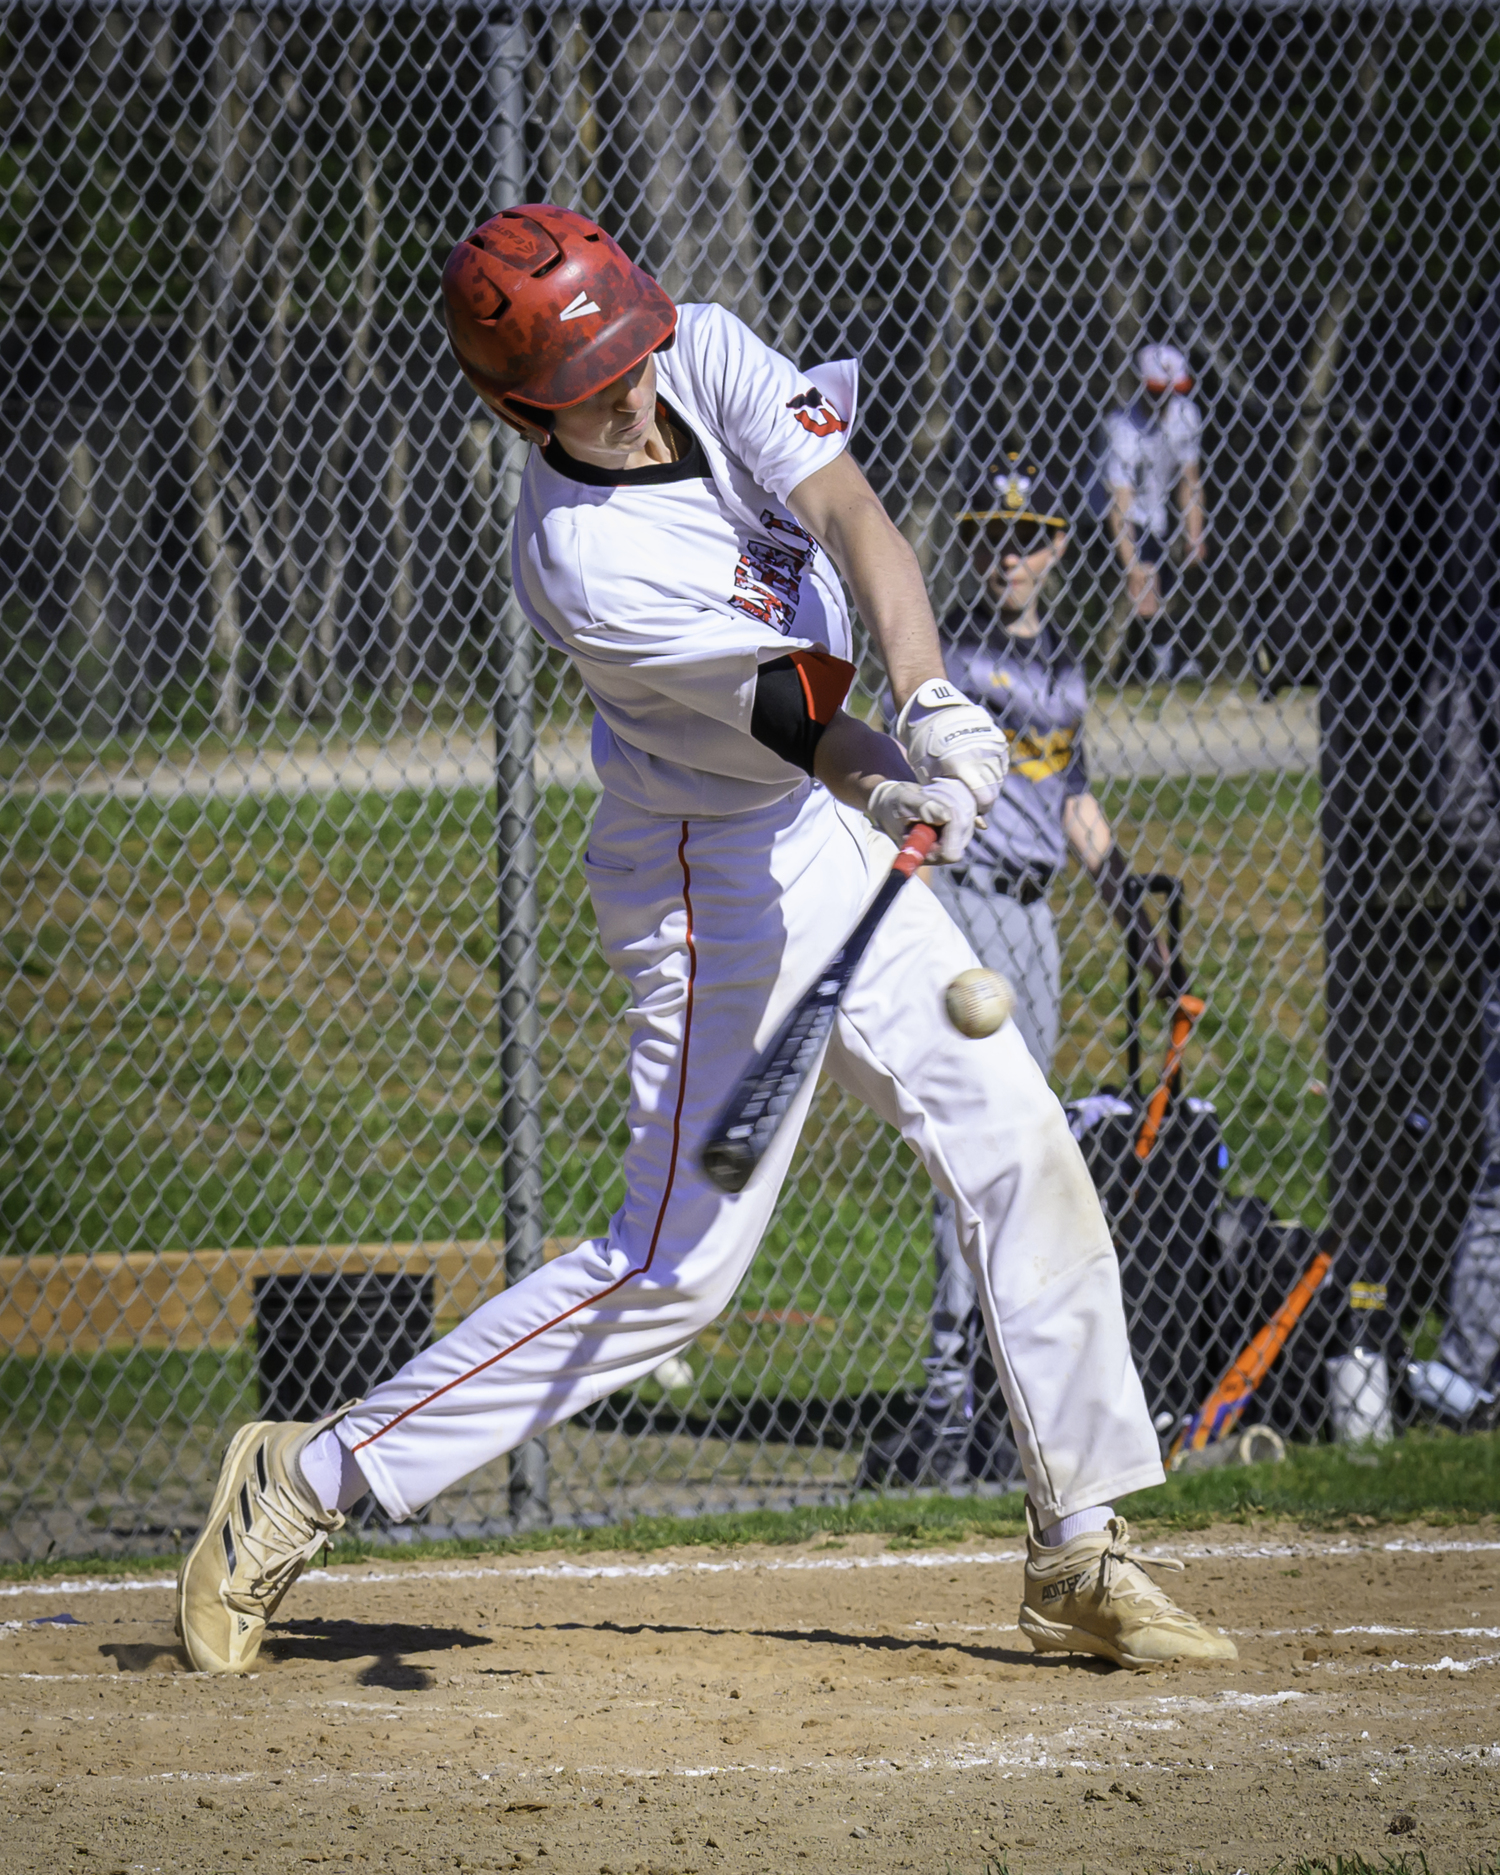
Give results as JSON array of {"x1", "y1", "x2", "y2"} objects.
[{"x1": 956, "y1": 453, "x2": 1067, "y2": 539}]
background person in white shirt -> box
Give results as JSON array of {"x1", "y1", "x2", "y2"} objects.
[
  {"x1": 1104, "y1": 343, "x2": 1209, "y2": 682},
  {"x1": 174, "y1": 206, "x2": 1233, "y2": 1683}
]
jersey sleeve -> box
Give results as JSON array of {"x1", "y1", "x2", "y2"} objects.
[
  {"x1": 1174, "y1": 400, "x2": 1204, "y2": 472},
  {"x1": 1101, "y1": 413, "x2": 1137, "y2": 493},
  {"x1": 525, "y1": 523, "x2": 759, "y2": 728},
  {"x1": 674, "y1": 303, "x2": 858, "y2": 507},
  {"x1": 514, "y1": 494, "x2": 822, "y2": 779}
]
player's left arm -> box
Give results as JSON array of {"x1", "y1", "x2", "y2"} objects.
[
  {"x1": 787, "y1": 452, "x2": 1009, "y2": 811},
  {"x1": 785, "y1": 452, "x2": 944, "y2": 709},
  {"x1": 749, "y1": 653, "x2": 976, "y2": 864},
  {"x1": 1065, "y1": 791, "x2": 1173, "y2": 995},
  {"x1": 1179, "y1": 453, "x2": 1207, "y2": 565},
  {"x1": 810, "y1": 713, "x2": 976, "y2": 864},
  {"x1": 810, "y1": 710, "x2": 910, "y2": 807}
]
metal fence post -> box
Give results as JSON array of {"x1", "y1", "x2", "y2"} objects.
[
  {"x1": 494, "y1": 428, "x2": 549, "y2": 1529},
  {"x1": 487, "y1": 9, "x2": 546, "y2": 1527}
]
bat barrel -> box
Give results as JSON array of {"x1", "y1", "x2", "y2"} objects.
[
  {"x1": 697, "y1": 832, "x2": 938, "y2": 1194},
  {"x1": 700, "y1": 1134, "x2": 757, "y2": 1195}
]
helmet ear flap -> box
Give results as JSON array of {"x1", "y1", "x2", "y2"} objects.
[{"x1": 502, "y1": 398, "x2": 555, "y2": 446}]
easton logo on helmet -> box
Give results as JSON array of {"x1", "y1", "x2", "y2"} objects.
[{"x1": 560, "y1": 291, "x2": 602, "y2": 322}]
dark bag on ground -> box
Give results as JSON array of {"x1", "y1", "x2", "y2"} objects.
[{"x1": 1209, "y1": 1198, "x2": 1404, "y2": 1440}]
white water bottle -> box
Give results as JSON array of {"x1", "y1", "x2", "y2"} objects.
[{"x1": 1326, "y1": 1346, "x2": 1394, "y2": 1445}]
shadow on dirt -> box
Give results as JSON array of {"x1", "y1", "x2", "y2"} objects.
[
  {"x1": 99, "y1": 1640, "x2": 183, "y2": 1673},
  {"x1": 267, "y1": 1617, "x2": 491, "y2": 1688},
  {"x1": 101, "y1": 1617, "x2": 491, "y2": 1684},
  {"x1": 518, "y1": 1618, "x2": 1111, "y2": 1673}
]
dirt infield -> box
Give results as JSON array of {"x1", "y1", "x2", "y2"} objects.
[{"x1": 3, "y1": 1520, "x2": 1498, "y2": 1874}]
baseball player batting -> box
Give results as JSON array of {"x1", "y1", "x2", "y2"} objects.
[{"x1": 176, "y1": 205, "x2": 1234, "y2": 1678}]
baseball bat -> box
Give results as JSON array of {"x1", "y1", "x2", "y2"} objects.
[
  {"x1": 1169, "y1": 1241, "x2": 1336, "y2": 1458},
  {"x1": 700, "y1": 822, "x2": 938, "y2": 1194},
  {"x1": 1134, "y1": 991, "x2": 1207, "y2": 1161}
]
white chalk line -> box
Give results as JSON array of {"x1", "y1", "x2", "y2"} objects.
[
  {"x1": 1232, "y1": 1624, "x2": 1500, "y2": 1640},
  {"x1": 908, "y1": 1620, "x2": 1023, "y2": 1634},
  {"x1": 4, "y1": 1532, "x2": 1498, "y2": 1603},
  {"x1": 7, "y1": 1719, "x2": 1500, "y2": 1793},
  {"x1": 1376, "y1": 1651, "x2": 1500, "y2": 1675},
  {"x1": 1151, "y1": 1689, "x2": 1307, "y2": 1710}
]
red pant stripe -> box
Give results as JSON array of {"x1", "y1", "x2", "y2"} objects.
[{"x1": 351, "y1": 822, "x2": 697, "y2": 1456}]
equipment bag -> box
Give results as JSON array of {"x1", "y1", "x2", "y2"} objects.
[{"x1": 1209, "y1": 1197, "x2": 1403, "y2": 1441}]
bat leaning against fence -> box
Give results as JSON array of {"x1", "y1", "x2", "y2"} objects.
[
  {"x1": 1135, "y1": 990, "x2": 1208, "y2": 1162},
  {"x1": 701, "y1": 821, "x2": 939, "y2": 1193},
  {"x1": 1169, "y1": 1240, "x2": 1337, "y2": 1460}
]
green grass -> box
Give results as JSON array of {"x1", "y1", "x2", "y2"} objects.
[
  {"x1": 0, "y1": 645, "x2": 591, "y2": 777},
  {"x1": 2, "y1": 768, "x2": 1325, "y2": 1254},
  {"x1": 3, "y1": 1428, "x2": 1495, "y2": 1584},
  {"x1": 0, "y1": 1345, "x2": 257, "y2": 1434}
]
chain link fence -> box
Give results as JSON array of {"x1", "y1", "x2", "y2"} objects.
[{"x1": 3, "y1": 2, "x2": 1498, "y2": 1559}]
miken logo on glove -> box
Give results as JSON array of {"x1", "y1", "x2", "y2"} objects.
[
  {"x1": 895, "y1": 677, "x2": 1011, "y2": 807},
  {"x1": 901, "y1": 678, "x2": 965, "y2": 716}
]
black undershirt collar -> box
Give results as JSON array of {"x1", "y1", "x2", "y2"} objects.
[{"x1": 541, "y1": 399, "x2": 708, "y2": 487}]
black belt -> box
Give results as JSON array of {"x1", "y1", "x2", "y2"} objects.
[{"x1": 948, "y1": 864, "x2": 1055, "y2": 907}]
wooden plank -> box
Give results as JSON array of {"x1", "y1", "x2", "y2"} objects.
[{"x1": 0, "y1": 1239, "x2": 575, "y2": 1358}]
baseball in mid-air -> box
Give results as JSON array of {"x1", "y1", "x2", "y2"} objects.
[{"x1": 944, "y1": 967, "x2": 1015, "y2": 1039}]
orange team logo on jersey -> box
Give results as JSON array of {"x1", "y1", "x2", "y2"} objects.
[
  {"x1": 729, "y1": 510, "x2": 817, "y2": 634},
  {"x1": 785, "y1": 387, "x2": 847, "y2": 438}
]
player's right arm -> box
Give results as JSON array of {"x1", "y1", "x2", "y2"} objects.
[
  {"x1": 1107, "y1": 483, "x2": 1140, "y2": 573},
  {"x1": 1102, "y1": 416, "x2": 1144, "y2": 577},
  {"x1": 1179, "y1": 460, "x2": 1208, "y2": 565}
]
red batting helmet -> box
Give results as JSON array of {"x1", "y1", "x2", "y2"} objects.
[
  {"x1": 1139, "y1": 342, "x2": 1194, "y2": 396},
  {"x1": 441, "y1": 205, "x2": 677, "y2": 443}
]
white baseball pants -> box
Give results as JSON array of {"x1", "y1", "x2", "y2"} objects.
[{"x1": 339, "y1": 783, "x2": 1164, "y2": 1525}]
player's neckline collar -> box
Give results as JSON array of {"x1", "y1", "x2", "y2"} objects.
[{"x1": 541, "y1": 400, "x2": 708, "y2": 488}]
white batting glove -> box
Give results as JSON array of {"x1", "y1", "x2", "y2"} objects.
[
  {"x1": 894, "y1": 678, "x2": 1010, "y2": 811},
  {"x1": 866, "y1": 777, "x2": 977, "y2": 865}
]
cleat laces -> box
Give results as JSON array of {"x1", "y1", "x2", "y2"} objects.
[
  {"x1": 221, "y1": 1464, "x2": 327, "y2": 1619},
  {"x1": 1096, "y1": 1517, "x2": 1188, "y2": 1619}
]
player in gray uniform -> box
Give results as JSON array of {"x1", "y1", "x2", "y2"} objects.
[{"x1": 866, "y1": 454, "x2": 1167, "y2": 1487}]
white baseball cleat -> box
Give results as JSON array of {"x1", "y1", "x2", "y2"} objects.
[
  {"x1": 1018, "y1": 1499, "x2": 1238, "y2": 1671},
  {"x1": 176, "y1": 1417, "x2": 344, "y2": 1674}
]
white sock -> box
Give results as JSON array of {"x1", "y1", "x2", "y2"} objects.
[
  {"x1": 299, "y1": 1426, "x2": 370, "y2": 1514},
  {"x1": 1042, "y1": 1505, "x2": 1114, "y2": 1547}
]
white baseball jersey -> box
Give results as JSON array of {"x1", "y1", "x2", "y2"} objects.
[
  {"x1": 1102, "y1": 396, "x2": 1203, "y2": 536},
  {"x1": 513, "y1": 301, "x2": 860, "y2": 818}
]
